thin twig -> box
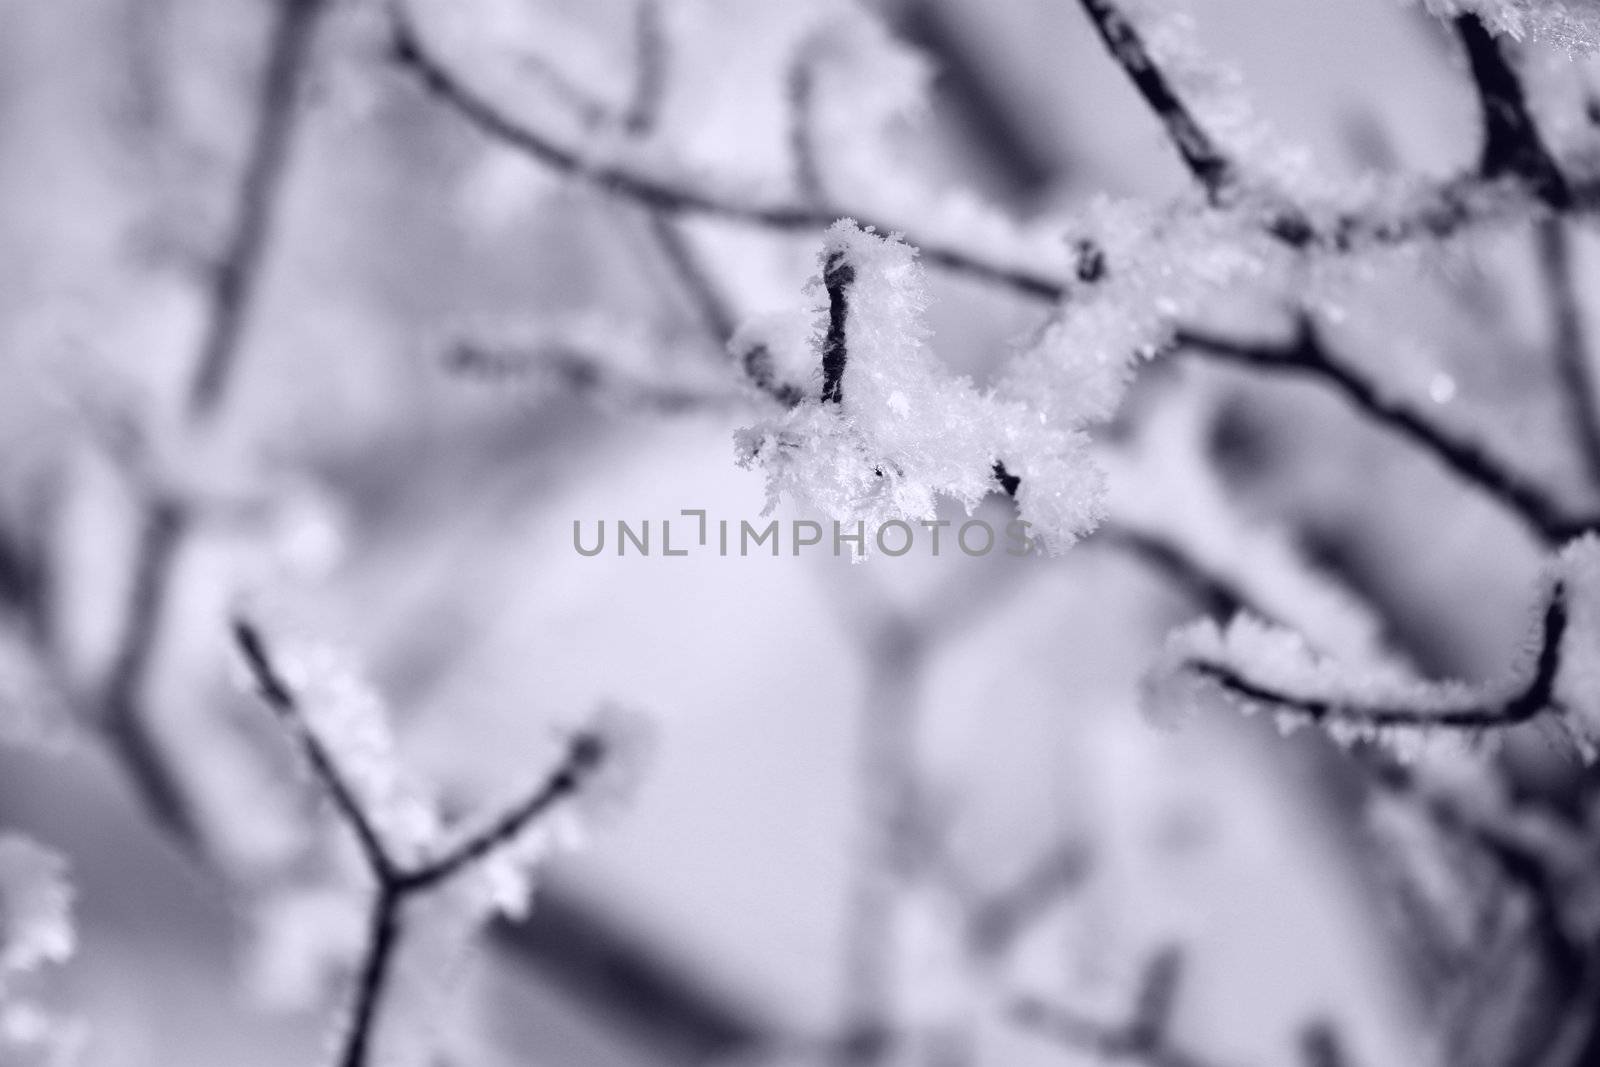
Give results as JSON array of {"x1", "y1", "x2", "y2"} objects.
[
  {"x1": 1073, "y1": 0, "x2": 1234, "y2": 198},
  {"x1": 187, "y1": 0, "x2": 330, "y2": 419},
  {"x1": 387, "y1": 2, "x2": 1066, "y2": 300},
  {"x1": 1185, "y1": 582, "x2": 1567, "y2": 731},
  {"x1": 232, "y1": 620, "x2": 613, "y2": 1067},
  {"x1": 100, "y1": 0, "x2": 329, "y2": 850},
  {"x1": 621, "y1": 0, "x2": 666, "y2": 136},
  {"x1": 1176, "y1": 319, "x2": 1599, "y2": 545},
  {"x1": 820, "y1": 251, "x2": 855, "y2": 404}
]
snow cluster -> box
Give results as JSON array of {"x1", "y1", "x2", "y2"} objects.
[
  {"x1": 1147, "y1": 536, "x2": 1600, "y2": 760},
  {"x1": 0, "y1": 834, "x2": 79, "y2": 1067},
  {"x1": 1415, "y1": 0, "x2": 1600, "y2": 51},
  {"x1": 736, "y1": 221, "x2": 1106, "y2": 553}
]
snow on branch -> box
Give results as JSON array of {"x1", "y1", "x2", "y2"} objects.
[
  {"x1": 1418, "y1": 0, "x2": 1600, "y2": 52},
  {"x1": 1149, "y1": 537, "x2": 1600, "y2": 756},
  {"x1": 1453, "y1": 12, "x2": 1571, "y2": 206},
  {"x1": 736, "y1": 222, "x2": 1104, "y2": 551},
  {"x1": 232, "y1": 619, "x2": 645, "y2": 1067}
]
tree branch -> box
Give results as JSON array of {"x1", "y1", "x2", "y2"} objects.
[
  {"x1": 387, "y1": 2, "x2": 1065, "y2": 300},
  {"x1": 187, "y1": 0, "x2": 330, "y2": 419},
  {"x1": 1454, "y1": 13, "x2": 1570, "y2": 208},
  {"x1": 1184, "y1": 581, "x2": 1567, "y2": 732},
  {"x1": 1176, "y1": 318, "x2": 1599, "y2": 545},
  {"x1": 1073, "y1": 0, "x2": 1235, "y2": 198},
  {"x1": 820, "y1": 251, "x2": 855, "y2": 404},
  {"x1": 233, "y1": 620, "x2": 615, "y2": 1067}
]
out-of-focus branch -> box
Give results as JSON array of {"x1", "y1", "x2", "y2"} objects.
[
  {"x1": 1454, "y1": 13, "x2": 1570, "y2": 208},
  {"x1": 1071, "y1": 0, "x2": 1234, "y2": 198},
  {"x1": 443, "y1": 337, "x2": 740, "y2": 412},
  {"x1": 233, "y1": 619, "x2": 613, "y2": 1067},
  {"x1": 965, "y1": 838, "x2": 1092, "y2": 958},
  {"x1": 1094, "y1": 525, "x2": 1254, "y2": 622},
  {"x1": 1184, "y1": 583, "x2": 1567, "y2": 732},
  {"x1": 1536, "y1": 221, "x2": 1600, "y2": 490},
  {"x1": 786, "y1": 43, "x2": 826, "y2": 204},
  {"x1": 100, "y1": 0, "x2": 330, "y2": 850},
  {"x1": 387, "y1": 1, "x2": 1066, "y2": 300},
  {"x1": 621, "y1": 0, "x2": 666, "y2": 136},
  {"x1": 1176, "y1": 319, "x2": 1600, "y2": 545},
  {"x1": 187, "y1": 0, "x2": 329, "y2": 419},
  {"x1": 1010, "y1": 945, "x2": 1227, "y2": 1067},
  {"x1": 1297, "y1": 1020, "x2": 1352, "y2": 1067}
]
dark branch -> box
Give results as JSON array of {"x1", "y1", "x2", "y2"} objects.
[
  {"x1": 1298, "y1": 1020, "x2": 1350, "y2": 1067},
  {"x1": 337, "y1": 888, "x2": 403, "y2": 1067},
  {"x1": 99, "y1": 499, "x2": 202, "y2": 847},
  {"x1": 1454, "y1": 14, "x2": 1570, "y2": 208},
  {"x1": 1074, "y1": 0, "x2": 1235, "y2": 198},
  {"x1": 400, "y1": 730, "x2": 606, "y2": 891},
  {"x1": 388, "y1": 4, "x2": 1065, "y2": 300},
  {"x1": 234, "y1": 619, "x2": 617, "y2": 1067},
  {"x1": 820, "y1": 251, "x2": 855, "y2": 404},
  {"x1": 187, "y1": 0, "x2": 329, "y2": 418},
  {"x1": 1176, "y1": 319, "x2": 1599, "y2": 545},
  {"x1": 1186, "y1": 582, "x2": 1568, "y2": 731},
  {"x1": 967, "y1": 838, "x2": 1091, "y2": 956},
  {"x1": 1095, "y1": 525, "x2": 1252, "y2": 622},
  {"x1": 233, "y1": 620, "x2": 400, "y2": 880}
]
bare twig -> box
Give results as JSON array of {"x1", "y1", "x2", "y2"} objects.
[
  {"x1": 232, "y1": 620, "x2": 612, "y2": 1067},
  {"x1": 1072, "y1": 0, "x2": 1234, "y2": 198},
  {"x1": 387, "y1": 2, "x2": 1066, "y2": 300},
  {"x1": 100, "y1": 0, "x2": 330, "y2": 849},
  {"x1": 187, "y1": 0, "x2": 330, "y2": 419},
  {"x1": 1454, "y1": 13, "x2": 1570, "y2": 208},
  {"x1": 1184, "y1": 582, "x2": 1568, "y2": 732},
  {"x1": 1176, "y1": 319, "x2": 1600, "y2": 545},
  {"x1": 820, "y1": 251, "x2": 856, "y2": 404}
]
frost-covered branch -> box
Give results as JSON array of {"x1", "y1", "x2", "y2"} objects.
[
  {"x1": 1454, "y1": 13, "x2": 1570, "y2": 207},
  {"x1": 234, "y1": 621, "x2": 400, "y2": 880},
  {"x1": 232, "y1": 620, "x2": 624, "y2": 1067},
  {"x1": 819, "y1": 251, "x2": 855, "y2": 404},
  {"x1": 100, "y1": 0, "x2": 330, "y2": 851},
  {"x1": 1175, "y1": 318, "x2": 1599, "y2": 545},
  {"x1": 1072, "y1": 0, "x2": 1235, "y2": 198},
  {"x1": 1160, "y1": 573, "x2": 1570, "y2": 743}
]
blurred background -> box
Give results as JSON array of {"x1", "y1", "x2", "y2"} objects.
[{"x1": 2, "y1": 0, "x2": 1600, "y2": 1064}]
